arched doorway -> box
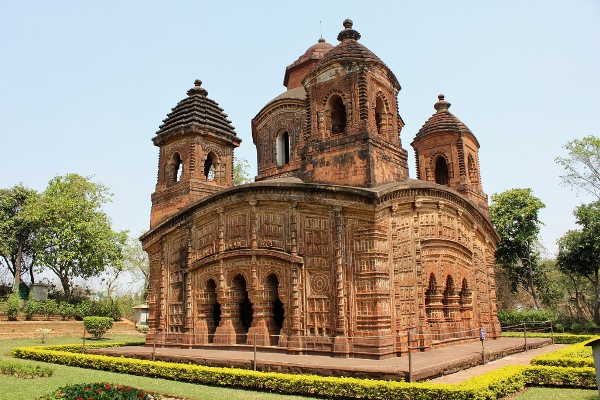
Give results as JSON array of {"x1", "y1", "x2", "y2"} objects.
[
  {"x1": 265, "y1": 274, "x2": 284, "y2": 339},
  {"x1": 205, "y1": 279, "x2": 220, "y2": 343},
  {"x1": 232, "y1": 274, "x2": 253, "y2": 343}
]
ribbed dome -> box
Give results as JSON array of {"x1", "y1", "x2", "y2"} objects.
[
  {"x1": 308, "y1": 19, "x2": 399, "y2": 88},
  {"x1": 287, "y1": 38, "x2": 334, "y2": 72},
  {"x1": 414, "y1": 95, "x2": 477, "y2": 143},
  {"x1": 155, "y1": 80, "x2": 238, "y2": 142},
  {"x1": 284, "y1": 38, "x2": 334, "y2": 88}
]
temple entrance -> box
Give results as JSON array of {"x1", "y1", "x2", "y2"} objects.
[
  {"x1": 265, "y1": 274, "x2": 284, "y2": 335},
  {"x1": 232, "y1": 274, "x2": 253, "y2": 343},
  {"x1": 206, "y1": 279, "x2": 220, "y2": 343}
]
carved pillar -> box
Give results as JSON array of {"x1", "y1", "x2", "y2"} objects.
[
  {"x1": 213, "y1": 259, "x2": 236, "y2": 345},
  {"x1": 158, "y1": 236, "x2": 167, "y2": 332},
  {"x1": 247, "y1": 255, "x2": 271, "y2": 346},
  {"x1": 412, "y1": 199, "x2": 430, "y2": 349},
  {"x1": 290, "y1": 200, "x2": 298, "y2": 255},
  {"x1": 333, "y1": 206, "x2": 349, "y2": 356},
  {"x1": 250, "y1": 200, "x2": 258, "y2": 250}
]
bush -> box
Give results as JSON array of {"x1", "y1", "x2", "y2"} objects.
[
  {"x1": 75, "y1": 300, "x2": 92, "y2": 320},
  {"x1": 38, "y1": 382, "x2": 159, "y2": 400},
  {"x1": 5, "y1": 293, "x2": 20, "y2": 321},
  {"x1": 497, "y1": 309, "x2": 556, "y2": 327},
  {"x1": 41, "y1": 299, "x2": 59, "y2": 320},
  {"x1": 571, "y1": 322, "x2": 582, "y2": 333},
  {"x1": 93, "y1": 298, "x2": 123, "y2": 321},
  {"x1": 24, "y1": 298, "x2": 42, "y2": 320},
  {"x1": 83, "y1": 317, "x2": 113, "y2": 339},
  {"x1": 0, "y1": 360, "x2": 53, "y2": 378},
  {"x1": 58, "y1": 302, "x2": 76, "y2": 320}
]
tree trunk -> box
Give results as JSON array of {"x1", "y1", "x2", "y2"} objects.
[
  {"x1": 13, "y1": 240, "x2": 23, "y2": 294},
  {"x1": 594, "y1": 267, "x2": 600, "y2": 326},
  {"x1": 526, "y1": 257, "x2": 540, "y2": 309}
]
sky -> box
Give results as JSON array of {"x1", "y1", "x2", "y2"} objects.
[{"x1": 1, "y1": 1, "x2": 599, "y2": 257}]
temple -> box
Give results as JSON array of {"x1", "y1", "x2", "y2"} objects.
[{"x1": 141, "y1": 20, "x2": 501, "y2": 359}]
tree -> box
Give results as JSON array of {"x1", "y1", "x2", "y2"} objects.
[
  {"x1": 233, "y1": 156, "x2": 252, "y2": 186},
  {"x1": 122, "y1": 231, "x2": 149, "y2": 299},
  {"x1": 557, "y1": 201, "x2": 600, "y2": 324},
  {"x1": 0, "y1": 184, "x2": 39, "y2": 291},
  {"x1": 489, "y1": 188, "x2": 546, "y2": 309},
  {"x1": 24, "y1": 174, "x2": 126, "y2": 301},
  {"x1": 555, "y1": 135, "x2": 600, "y2": 199}
]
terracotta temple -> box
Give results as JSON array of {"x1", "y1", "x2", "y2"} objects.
[{"x1": 141, "y1": 20, "x2": 501, "y2": 359}]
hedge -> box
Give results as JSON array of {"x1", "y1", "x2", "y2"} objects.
[
  {"x1": 531, "y1": 337, "x2": 595, "y2": 368},
  {"x1": 11, "y1": 343, "x2": 599, "y2": 400},
  {"x1": 501, "y1": 332, "x2": 597, "y2": 344}
]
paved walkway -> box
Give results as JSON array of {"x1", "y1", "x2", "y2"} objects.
[{"x1": 91, "y1": 337, "x2": 557, "y2": 382}]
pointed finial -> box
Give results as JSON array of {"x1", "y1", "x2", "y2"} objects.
[
  {"x1": 187, "y1": 79, "x2": 208, "y2": 96},
  {"x1": 434, "y1": 94, "x2": 451, "y2": 112},
  {"x1": 318, "y1": 37, "x2": 325, "y2": 43},
  {"x1": 337, "y1": 18, "x2": 361, "y2": 41}
]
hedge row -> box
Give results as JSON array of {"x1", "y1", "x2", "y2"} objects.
[
  {"x1": 12, "y1": 344, "x2": 598, "y2": 400},
  {"x1": 501, "y1": 332, "x2": 597, "y2": 344},
  {"x1": 531, "y1": 338, "x2": 594, "y2": 368}
]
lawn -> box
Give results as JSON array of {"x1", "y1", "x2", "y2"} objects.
[
  {"x1": 2, "y1": 334, "x2": 600, "y2": 400},
  {"x1": 514, "y1": 387, "x2": 599, "y2": 399},
  {"x1": 0, "y1": 334, "x2": 308, "y2": 400}
]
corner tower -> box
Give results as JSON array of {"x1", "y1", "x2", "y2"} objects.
[
  {"x1": 150, "y1": 80, "x2": 241, "y2": 228},
  {"x1": 299, "y1": 19, "x2": 409, "y2": 187},
  {"x1": 411, "y1": 94, "x2": 489, "y2": 216}
]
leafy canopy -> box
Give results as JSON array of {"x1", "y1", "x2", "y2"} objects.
[
  {"x1": 24, "y1": 174, "x2": 126, "y2": 300},
  {"x1": 555, "y1": 135, "x2": 600, "y2": 199}
]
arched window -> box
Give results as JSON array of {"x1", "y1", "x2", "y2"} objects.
[
  {"x1": 435, "y1": 156, "x2": 449, "y2": 185},
  {"x1": 204, "y1": 152, "x2": 218, "y2": 181},
  {"x1": 276, "y1": 130, "x2": 290, "y2": 167},
  {"x1": 168, "y1": 152, "x2": 183, "y2": 183},
  {"x1": 328, "y1": 95, "x2": 347, "y2": 134},
  {"x1": 375, "y1": 96, "x2": 385, "y2": 134}
]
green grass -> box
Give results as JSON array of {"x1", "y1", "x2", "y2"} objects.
[
  {"x1": 0, "y1": 335, "x2": 308, "y2": 400},
  {"x1": 513, "y1": 387, "x2": 600, "y2": 399}
]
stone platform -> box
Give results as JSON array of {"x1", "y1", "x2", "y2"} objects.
[{"x1": 89, "y1": 336, "x2": 553, "y2": 382}]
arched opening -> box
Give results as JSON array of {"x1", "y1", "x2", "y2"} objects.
[
  {"x1": 265, "y1": 274, "x2": 284, "y2": 333},
  {"x1": 205, "y1": 279, "x2": 220, "y2": 341},
  {"x1": 169, "y1": 152, "x2": 183, "y2": 183},
  {"x1": 232, "y1": 274, "x2": 253, "y2": 336},
  {"x1": 468, "y1": 154, "x2": 478, "y2": 183},
  {"x1": 435, "y1": 156, "x2": 449, "y2": 185},
  {"x1": 203, "y1": 152, "x2": 218, "y2": 181},
  {"x1": 329, "y1": 95, "x2": 347, "y2": 134},
  {"x1": 276, "y1": 130, "x2": 290, "y2": 167},
  {"x1": 375, "y1": 96, "x2": 384, "y2": 134}
]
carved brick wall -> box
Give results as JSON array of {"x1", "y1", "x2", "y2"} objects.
[{"x1": 142, "y1": 182, "x2": 500, "y2": 358}]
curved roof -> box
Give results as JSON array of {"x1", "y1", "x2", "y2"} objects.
[
  {"x1": 154, "y1": 80, "x2": 238, "y2": 143},
  {"x1": 413, "y1": 95, "x2": 479, "y2": 146},
  {"x1": 283, "y1": 38, "x2": 334, "y2": 88},
  {"x1": 142, "y1": 177, "x2": 498, "y2": 244},
  {"x1": 307, "y1": 20, "x2": 400, "y2": 89}
]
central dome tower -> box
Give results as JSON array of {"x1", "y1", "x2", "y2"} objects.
[{"x1": 299, "y1": 19, "x2": 409, "y2": 187}]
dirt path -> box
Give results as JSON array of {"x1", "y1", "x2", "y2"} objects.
[{"x1": 0, "y1": 319, "x2": 144, "y2": 339}]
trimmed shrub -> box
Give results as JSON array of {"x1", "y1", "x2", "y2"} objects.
[
  {"x1": 501, "y1": 332, "x2": 596, "y2": 344},
  {"x1": 38, "y1": 382, "x2": 159, "y2": 399},
  {"x1": 11, "y1": 343, "x2": 598, "y2": 400},
  {"x1": 83, "y1": 317, "x2": 113, "y2": 338}
]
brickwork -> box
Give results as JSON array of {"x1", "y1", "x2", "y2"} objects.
[{"x1": 143, "y1": 20, "x2": 500, "y2": 359}]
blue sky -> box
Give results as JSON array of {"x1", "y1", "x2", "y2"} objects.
[{"x1": 1, "y1": 1, "x2": 599, "y2": 256}]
